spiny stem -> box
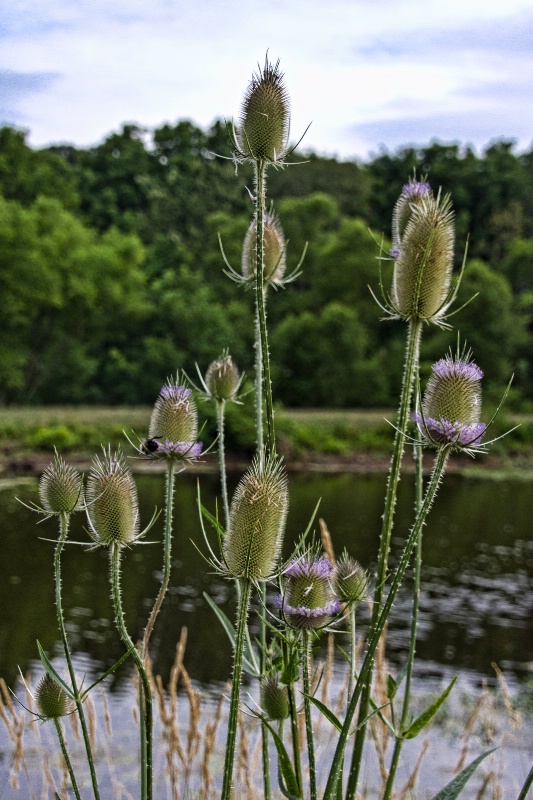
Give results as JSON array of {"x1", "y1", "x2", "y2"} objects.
[
  {"x1": 110, "y1": 542, "x2": 153, "y2": 800},
  {"x1": 346, "y1": 316, "x2": 422, "y2": 798},
  {"x1": 142, "y1": 459, "x2": 176, "y2": 655},
  {"x1": 254, "y1": 158, "x2": 276, "y2": 458},
  {"x1": 216, "y1": 399, "x2": 230, "y2": 530},
  {"x1": 221, "y1": 577, "x2": 253, "y2": 800},
  {"x1": 55, "y1": 513, "x2": 101, "y2": 800},
  {"x1": 324, "y1": 447, "x2": 450, "y2": 800},
  {"x1": 302, "y1": 629, "x2": 317, "y2": 800},
  {"x1": 53, "y1": 717, "x2": 82, "y2": 800}
]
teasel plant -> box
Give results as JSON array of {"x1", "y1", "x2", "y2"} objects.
[
  {"x1": 85, "y1": 446, "x2": 159, "y2": 800},
  {"x1": 333, "y1": 553, "x2": 369, "y2": 698},
  {"x1": 19, "y1": 452, "x2": 101, "y2": 800},
  {"x1": 346, "y1": 179, "x2": 472, "y2": 797},
  {"x1": 16, "y1": 673, "x2": 82, "y2": 800},
  {"x1": 323, "y1": 347, "x2": 513, "y2": 800},
  {"x1": 275, "y1": 553, "x2": 341, "y2": 800},
  {"x1": 198, "y1": 454, "x2": 289, "y2": 800}
]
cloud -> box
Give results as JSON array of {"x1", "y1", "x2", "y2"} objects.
[{"x1": 0, "y1": 69, "x2": 60, "y2": 121}]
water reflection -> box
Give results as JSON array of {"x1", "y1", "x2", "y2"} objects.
[{"x1": 1, "y1": 471, "x2": 532, "y2": 689}]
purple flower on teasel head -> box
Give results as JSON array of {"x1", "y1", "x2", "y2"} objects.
[
  {"x1": 277, "y1": 555, "x2": 340, "y2": 629},
  {"x1": 145, "y1": 378, "x2": 202, "y2": 461},
  {"x1": 402, "y1": 180, "x2": 431, "y2": 199},
  {"x1": 414, "y1": 353, "x2": 486, "y2": 449}
]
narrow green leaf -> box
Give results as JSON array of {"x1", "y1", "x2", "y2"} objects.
[
  {"x1": 261, "y1": 715, "x2": 302, "y2": 799},
  {"x1": 517, "y1": 763, "x2": 533, "y2": 800},
  {"x1": 403, "y1": 676, "x2": 457, "y2": 740},
  {"x1": 36, "y1": 641, "x2": 75, "y2": 701},
  {"x1": 308, "y1": 695, "x2": 342, "y2": 732},
  {"x1": 386, "y1": 673, "x2": 397, "y2": 700},
  {"x1": 81, "y1": 651, "x2": 131, "y2": 698},
  {"x1": 203, "y1": 592, "x2": 259, "y2": 676},
  {"x1": 430, "y1": 749, "x2": 496, "y2": 800}
]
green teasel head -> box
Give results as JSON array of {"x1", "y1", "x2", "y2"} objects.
[
  {"x1": 260, "y1": 672, "x2": 290, "y2": 721},
  {"x1": 223, "y1": 455, "x2": 288, "y2": 581},
  {"x1": 391, "y1": 179, "x2": 432, "y2": 254},
  {"x1": 242, "y1": 211, "x2": 287, "y2": 287},
  {"x1": 205, "y1": 352, "x2": 241, "y2": 402},
  {"x1": 237, "y1": 55, "x2": 291, "y2": 162},
  {"x1": 334, "y1": 552, "x2": 369, "y2": 606},
  {"x1": 36, "y1": 674, "x2": 70, "y2": 720},
  {"x1": 391, "y1": 192, "x2": 455, "y2": 323},
  {"x1": 86, "y1": 448, "x2": 140, "y2": 547},
  {"x1": 149, "y1": 379, "x2": 198, "y2": 444},
  {"x1": 39, "y1": 452, "x2": 83, "y2": 515},
  {"x1": 278, "y1": 555, "x2": 341, "y2": 629}
]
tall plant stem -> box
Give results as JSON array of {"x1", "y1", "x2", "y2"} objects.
[
  {"x1": 53, "y1": 717, "x2": 82, "y2": 800},
  {"x1": 254, "y1": 159, "x2": 275, "y2": 458},
  {"x1": 382, "y1": 400, "x2": 425, "y2": 799},
  {"x1": 348, "y1": 605, "x2": 357, "y2": 699},
  {"x1": 221, "y1": 577, "x2": 252, "y2": 800},
  {"x1": 324, "y1": 446, "x2": 450, "y2": 800},
  {"x1": 142, "y1": 459, "x2": 176, "y2": 655},
  {"x1": 346, "y1": 317, "x2": 422, "y2": 799},
  {"x1": 287, "y1": 678, "x2": 303, "y2": 796},
  {"x1": 110, "y1": 542, "x2": 153, "y2": 800},
  {"x1": 302, "y1": 630, "x2": 317, "y2": 800},
  {"x1": 55, "y1": 513, "x2": 100, "y2": 800},
  {"x1": 216, "y1": 399, "x2": 230, "y2": 529}
]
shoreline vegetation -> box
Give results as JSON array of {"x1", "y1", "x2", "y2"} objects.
[{"x1": 1, "y1": 405, "x2": 532, "y2": 479}]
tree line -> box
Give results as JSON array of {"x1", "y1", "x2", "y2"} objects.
[{"x1": 1, "y1": 121, "x2": 532, "y2": 408}]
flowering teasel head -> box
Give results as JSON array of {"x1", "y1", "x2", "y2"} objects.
[
  {"x1": 235, "y1": 55, "x2": 291, "y2": 164},
  {"x1": 391, "y1": 179, "x2": 432, "y2": 256},
  {"x1": 36, "y1": 674, "x2": 70, "y2": 720},
  {"x1": 204, "y1": 352, "x2": 243, "y2": 402},
  {"x1": 144, "y1": 378, "x2": 202, "y2": 460},
  {"x1": 86, "y1": 448, "x2": 141, "y2": 547},
  {"x1": 334, "y1": 553, "x2": 369, "y2": 607},
  {"x1": 277, "y1": 555, "x2": 341, "y2": 629},
  {"x1": 260, "y1": 672, "x2": 290, "y2": 721},
  {"x1": 414, "y1": 351, "x2": 486, "y2": 451},
  {"x1": 39, "y1": 452, "x2": 83, "y2": 515},
  {"x1": 223, "y1": 456, "x2": 288, "y2": 581},
  {"x1": 390, "y1": 191, "x2": 455, "y2": 323},
  {"x1": 242, "y1": 211, "x2": 287, "y2": 288}
]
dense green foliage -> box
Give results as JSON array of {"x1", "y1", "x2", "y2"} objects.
[{"x1": 1, "y1": 122, "x2": 531, "y2": 408}]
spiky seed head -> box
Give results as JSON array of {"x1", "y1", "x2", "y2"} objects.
[
  {"x1": 36, "y1": 674, "x2": 69, "y2": 719},
  {"x1": 149, "y1": 382, "x2": 198, "y2": 444},
  {"x1": 391, "y1": 180, "x2": 432, "y2": 254},
  {"x1": 237, "y1": 56, "x2": 290, "y2": 162},
  {"x1": 278, "y1": 556, "x2": 341, "y2": 629},
  {"x1": 39, "y1": 454, "x2": 83, "y2": 514},
  {"x1": 86, "y1": 449, "x2": 139, "y2": 547},
  {"x1": 260, "y1": 673, "x2": 290, "y2": 720},
  {"x1": 242, "y1": 212, "x2": 287, "y2": 286},
  {"x1": 223, "y1": 456, "x2": 288, "y2": 581},
  {"x1": 391, "y1": 193, "x2": 454, "y2": 322},
  {"x1": 334, "y1": 555, "x2": 369, "y2": 605},
  {"x1": 205, "y1": 353, "x2": 241, "y2": 401},
  {"x1": 415, "y1": 354, "x2": 486, "y2": 447}
]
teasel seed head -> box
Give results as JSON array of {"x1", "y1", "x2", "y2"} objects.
[
  {"x1": 223, "y1": 455, "x2": 288, "y2": 581},
  {"x1": 36, "y1": 674, "x2": 70, "y2": 719},
  {"x1": 334, "y1": 554, "x2": 369, "y2": 606},
  {"x1": 391, "y1": 192, "x2": 455, "y2": 322},
  {"x1": 205, "y1": 353, "x2": 241, "y2": 402},
  {"x1": 39, "y1": 453, "x2": 83, "y2": 515},
  {"x1": 146, "y1": 379, "x2": 202, "y2": 459},
  {"x1": 86, "y1": 448, "x2": 140, "y2": 547},
  {"x1": 242, "y1": 211, "x2": 287, "y2": 287},
  {"x1": 260, "y1": 673, "x2": 290, "y2": 721},
  {"x1": 391, "y1": 179, "x2": 432, "y2": 254},
  {"x1": 277, "y1": 555, "x2": 341, "y2": 629},
  {"x1": 237, "y1": 55, "x2": 290, "y2": 162},
  {"x1": 414, "y1": 352, "x2": 486, "y2": 448}
]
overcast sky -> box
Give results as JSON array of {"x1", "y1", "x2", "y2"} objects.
[{"x1": 1, "y1": 0, "x2": 532, "y2": 161}]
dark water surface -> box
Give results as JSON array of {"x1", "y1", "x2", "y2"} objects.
[{"x1": 1, "y1": 469, "x2": 532, "y2": 691}]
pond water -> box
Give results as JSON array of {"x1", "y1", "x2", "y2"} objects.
[{"x1": 1, "y1": 469, "x2": 532, "y2": 797}]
